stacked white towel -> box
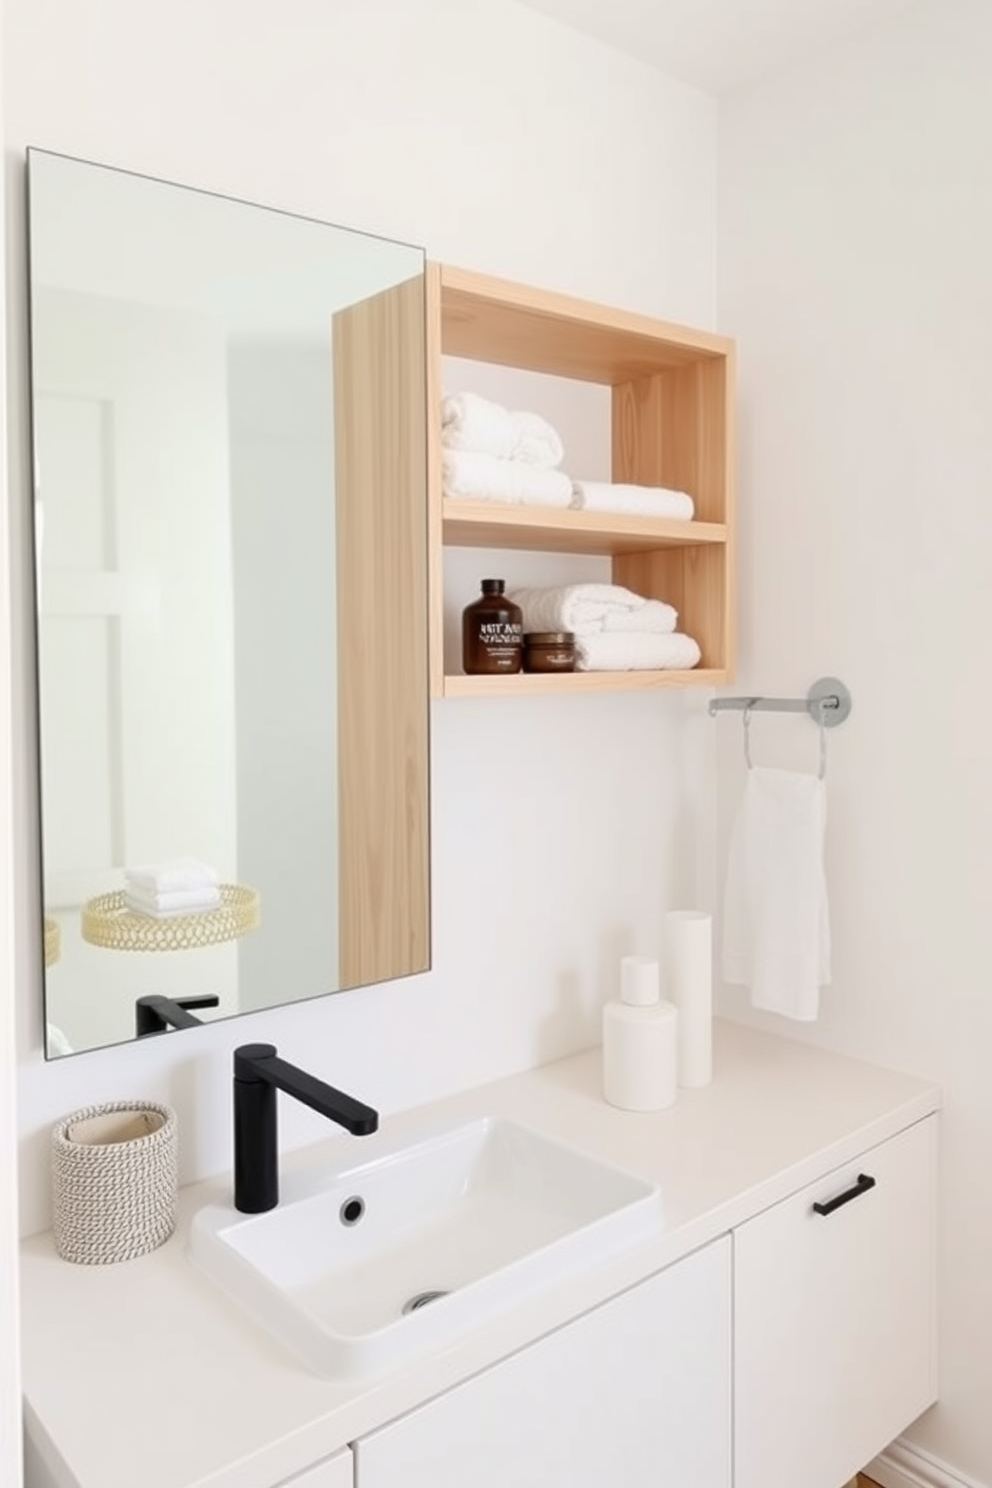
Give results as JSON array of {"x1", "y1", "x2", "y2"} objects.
[
  {"x1": 571, "y1": 480, "x2": 695, "y2": 521},
  {"x1": 441, "y1": 450, "x2": 572, "y2": 508},
  {"x1": 509, "y1": 583, "x2": 700, "y2": 672},
  {"x1": 124, "y1": 858, "x2": 221, "y2": 918},
  {"x1": 575, "y1": 632, "x2": 701, "y2": 671},
  {"x1": 441, "y1": 391, "x2": 571, "y2": 507}
]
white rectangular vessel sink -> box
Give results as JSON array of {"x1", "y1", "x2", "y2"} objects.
[{"x1": 189, "y1": 1116, "x2": 662, "y2": 1378}]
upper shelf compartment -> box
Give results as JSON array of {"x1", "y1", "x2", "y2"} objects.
[
  {"x1": 439, "y1": 265, "x2": 731, "y2": 383},
  {"x1": 428, "y1": 264, "x2": 736, "y2": 697}
]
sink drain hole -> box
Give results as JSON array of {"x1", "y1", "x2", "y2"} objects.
[
  {"x1": 339, "y1": 1196, "x2": 365, "y2": 1227},
  {"x1": 402, "y1": 1289, "x2": 450, "y2": 1315}
]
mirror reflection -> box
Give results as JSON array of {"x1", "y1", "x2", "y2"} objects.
[{"x1": 28, "y1": 150, "x2": 430, "y2": 1059}]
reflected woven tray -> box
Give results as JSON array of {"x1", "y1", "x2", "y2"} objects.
[
  {"x1": 81, "y1": 884, "x2": 260, "y2": 952},
  {"x1": 44, "y1": 916, "x2": 61, "y2": 967}
]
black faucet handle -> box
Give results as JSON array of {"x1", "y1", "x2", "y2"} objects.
[
  {"x1": 234, "y1": 1042, "x2": 278, "y2": 1080},
  {"x1": 176, "y1": 994, "x2": 221, "y2": 1012}
]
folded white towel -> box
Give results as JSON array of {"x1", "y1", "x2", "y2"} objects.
[
  {"x1": 574, "y1": 632, "x2": 701, "y2": 671},
  {"x1": 124, "y1": 885, "x2": 222, "y2": 918},
  {"x1": 722, "y1": 767, "x2": 830, "y2": 1021},
  {"x1": 125, "y1": 857, "x2": 218, "y2": 893},
  {"x1": 570, "y1": 480, "x2": 695, "y2": 521},
  {"x1": 441, "y1": 391, "x2": 564, "y2": 468},
  {"x1": 509, "y1": 583, "x2": 648, "y2": 636},
  {"x1": 602, "y1": 599, "x2": 678, "y2": 635},
  {"x1": 442, "y1": 449, "x2": 572, "y2": 508}
]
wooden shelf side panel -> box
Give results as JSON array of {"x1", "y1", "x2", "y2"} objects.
[
  {"x1": 611, "y1": 357, "x2": 731, "y2": 525},
  {"x1": 333, "y1": 277, "x2": 431, "y2": 986},
  {"x1": 611, "y1": 352, "x2": 735, "y2": 676},
  {"x1": 425, "y1": 261, "x2": 446, "y2": 698},
  {"x1": 613, "y1": 546, "x2": 728, "y2": 676}
]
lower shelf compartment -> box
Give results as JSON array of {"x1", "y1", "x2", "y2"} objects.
[{"x1": 443, "y1": 668, "x2": 726, "y2": 698}]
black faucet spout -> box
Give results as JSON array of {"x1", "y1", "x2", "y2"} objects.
[{"x1": 233, "y1": 1042, "x2": 378, "y2": 1213}]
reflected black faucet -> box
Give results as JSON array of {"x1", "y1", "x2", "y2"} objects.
[
  {"x1": 135, "y1": 993, "x2": 220, "y2": 1038},
  {"x1": 233, "y1": 1043, "x2": 379, "y2": 1213}
]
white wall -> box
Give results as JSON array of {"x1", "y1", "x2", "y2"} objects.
[
  {"x1": 3, "y1": 0, "x2": 717, "y2": 1240},
  {"x1": 718, "y1": 1, "x2": 992, "y2": 1482},
  {"x1": 0, "y1": 40, "x2": 25, "y2": 1481}
]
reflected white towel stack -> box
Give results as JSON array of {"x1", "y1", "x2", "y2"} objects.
[
  {"x1": 441, "y1": 391, "x2": 571, "y2": 507},
  {"x1": 124, "y1": 858, "x2": 220, "y2": 918}
]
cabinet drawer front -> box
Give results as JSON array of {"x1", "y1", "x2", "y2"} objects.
[
  {"x1": 734, "y1": 1116, "x2": 937, "y2": 1488},
  {"x1": 280, "y1": 1449, "x2": 353, "y2": 1488},
  {"x1": 356, "y1": 1237, "x2": 731, "y2": 1488}
]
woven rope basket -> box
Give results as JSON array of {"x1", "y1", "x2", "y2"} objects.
[{"x1": 51, "y1": 1101, "x2": 178, "y2": 1265}]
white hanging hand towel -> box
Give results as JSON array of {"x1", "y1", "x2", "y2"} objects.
[{"x1": 722, "y1": 766, "x2": 830, "y2": 1020}]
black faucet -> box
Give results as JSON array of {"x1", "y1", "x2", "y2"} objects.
[
  {"x1": 233, "y1": 1042, "x2": 379, "y2": 1213},
  {"x1": 135, "y1": 993, "x2": 220, "y2": 1037}
]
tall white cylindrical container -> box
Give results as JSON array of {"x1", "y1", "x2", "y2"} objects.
[
  {"x1": 602, "y1": 956, "x2": 678, "y2": 1112},
  {"x1": 664, "y1": 911, "x2": 712, "y2": 1088}
]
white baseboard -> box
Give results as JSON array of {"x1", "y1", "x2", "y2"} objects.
[{"x1": 867, "y1": 1438, "x2": 989, "y2": 1488}]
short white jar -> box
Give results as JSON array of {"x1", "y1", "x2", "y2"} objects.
[{"x1": 602, "y1": 956, "x2": 679, "y2": 1112}]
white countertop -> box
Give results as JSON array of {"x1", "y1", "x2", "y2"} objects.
[{"x1": 21, "y1": 1020, "x2": 940, "y2": 1488}]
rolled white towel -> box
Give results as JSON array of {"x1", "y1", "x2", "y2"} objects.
[
  {"x1": 125, "y1": 857, "x2": 218, "y2": 893},
  {"x1": 441, "y1": 391, "x2": 517, "y2": 459},
  {"x1": 509, "y1": 583, "x2": 647, "y2": 636},
  {"x1": 508, "y1": 409, "x2": 565, "y2": 468},
  {"x1": 602, "y1": 599, "x2": 678, "y2": 635},
  {"x1": 571, "y1": 480, "x2": 695, "y2": 521},
  {"x1": 441, "y1": 391, "x2": 565, "y2": 468},
  {"x1": 575, "y1": 632, "x2": 701, "y2": 672},
  {"x1": 124, "y1": 884, "x2": 222, "y2": 918},
  {"x1": 442, "y1": 449, "x2": 572, "y2": 508}
]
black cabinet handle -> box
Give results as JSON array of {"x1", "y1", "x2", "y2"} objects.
[{"x1": 812, "y1": 1172, "x2": 876, "y2": 1217}]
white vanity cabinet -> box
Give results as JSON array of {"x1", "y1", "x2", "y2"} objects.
[
  {"x1": 18, "y1": 1026, "x2": 941, "y2": 1488},
  {"x1": 354, "y1": 1236, "x2": 732, "y2": 1488},
  {"x1": 734, "y1": 1116, "x2": 937, "y2": 1488},
  {"x1": 279, "y1": 1451, "x2": 353, "y2": 1488}
]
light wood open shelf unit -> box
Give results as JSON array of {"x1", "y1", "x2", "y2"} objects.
[
  {"x1": 442, "y1": 500, "x2": 727, "y2": 556},
  {"x1": 445, "y1": 669, "x2": 727, "y2": 698},
  {"x1": 427, "y1": 262, "x2": 735, "y2": 699}
]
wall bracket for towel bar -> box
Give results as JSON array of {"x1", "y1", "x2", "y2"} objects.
[{"x1": 708, "y1": 676, "x2": 852, "y2": 729}]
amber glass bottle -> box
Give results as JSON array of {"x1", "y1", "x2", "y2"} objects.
[{"x1": 462, "y1": 579, "x2": 523, "y2": 674}]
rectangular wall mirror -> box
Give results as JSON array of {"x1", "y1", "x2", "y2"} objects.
[{"x1": 27, "y1": 149, "x2": 430, "y2": 1059}]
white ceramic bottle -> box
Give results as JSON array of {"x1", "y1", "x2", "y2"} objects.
[
  {"x1": 602, "y1": 955, "x2": 679, "y2": 1112},
  {"x1": 664, "y1": 910, "x2": 713, "y2": 1088}
]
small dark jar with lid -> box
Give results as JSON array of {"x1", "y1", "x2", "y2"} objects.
[{"x1": 522, "y1": 631, "x2": 576, "y2": 673}]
